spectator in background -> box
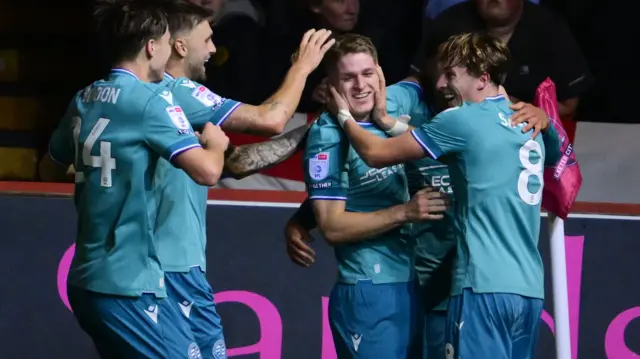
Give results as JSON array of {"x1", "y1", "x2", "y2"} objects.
[
  {"x1": 263, "y1": 0, "x2": 418, "y2": 114},
  {"x1": 413, "y1": 0, "x2": 592, "y2": 139},
  {"x1": 425, "y1": 0, "x2": 538, "y2": 20}
]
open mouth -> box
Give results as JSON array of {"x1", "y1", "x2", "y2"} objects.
[{"x1": 352, "y1": 92, "x2": 372, "y2": 100}]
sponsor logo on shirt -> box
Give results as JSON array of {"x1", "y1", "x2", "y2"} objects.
[
  {"x1": 309, "y1": 152, "x2": 330, "y2": 181},
  {"x1": 166, "y1": 106, "x2": 190, "y2": 130},
  {"x1": 192, "y1": 86, "x2": 222, "y2": 108}
]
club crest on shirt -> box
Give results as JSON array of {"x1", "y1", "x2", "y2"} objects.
[
  {"x1": 192, "y1": 86, "x2": 222, "y2": 108},
  {"x1": 166, "y1": 106, "x2": 190, "y2": 130},
  {"x1": 212, "y1": 339, "x2": 227, "y2": 359},
  {"x1": 188, "y1": 342, "x2": 202, "y2": 359},
  {"x1": 309, "y1": 152, "x2": 330, "y2": 181}
]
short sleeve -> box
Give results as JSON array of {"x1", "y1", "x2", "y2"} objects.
[
  {"x1": 173, "y1": 81, "x2": 242, "y2": 129},
  {"x1": 410, "y1": 107, "x2": 468, "y2": 158},
  {"x1": 143, "y1": 96, "x2": 201, "y2": 162},
  {"x1": 304, "y1": 117, "x2": 349, "y2": 200},
  {"x1": 386, "y1": 81, "x2": 424, "y2": 118},
  {"x1": 48, "y1": 97, "x2": 78, "y2": 166},
  {"x1": 547, "y1": 17, "x2": 594, "y2": 101}
]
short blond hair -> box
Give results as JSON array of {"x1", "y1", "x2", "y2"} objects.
[{"x1": 437, "y1": 32, "x2": 510, "y2": 85}]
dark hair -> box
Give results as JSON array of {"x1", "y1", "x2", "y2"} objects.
[
  {"x1": 164, "y1": 0, "x2": 214, "y2": 37},
  {"x1": 93, "y1": 0, "x2": 169, "y2": 64}
]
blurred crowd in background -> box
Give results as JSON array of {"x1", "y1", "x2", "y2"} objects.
[{"x1": 0, "y1": 0, "x2": 634, "y2": 182}]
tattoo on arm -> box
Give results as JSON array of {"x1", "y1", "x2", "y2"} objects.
[{"x1": 223, "y1": 123, "x2": 310, "y2": 179}]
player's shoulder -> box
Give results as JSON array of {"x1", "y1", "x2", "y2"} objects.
[
  {"x1": 387, "y1": 81, "x2": 423, "y2": 99},
  {"x1": 308, "y1": 113, "x2": 344, "y2": 144},
  {"x1": 432, "y1": 104, "x2": 465, "y2": 121}
]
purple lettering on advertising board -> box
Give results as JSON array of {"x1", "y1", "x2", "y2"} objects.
[
  {"x1": 321, "y1": 297, "x2": 337, "y2": 359},
  {"x1": 215, "y1": 291, "x2": 283, "y2": 358},
  {"x1": 605, "y1": 307, "x2": 640, "y2": 359},
  {"x1": 56, "y1": 237, "x2": 639, "y2": 358}
]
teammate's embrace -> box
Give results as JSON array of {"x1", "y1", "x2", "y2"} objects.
[
  {"x1": 303, "y1": 34, "x2": 450, "y2": 359},
  {"x1": 46, "y1": 0, "x2": 229, "y2": 358},
  {"x1": 333, "y1": 32, "x2": 562, "y2": 359}
]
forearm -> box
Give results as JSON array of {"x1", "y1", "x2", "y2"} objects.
[
  {"x1": 256, "y1": 65, "x2": 310, "y2": 134},
  {"x1": 342, "y1": 119, "x2": 387, "y2": 167},
  {"x1": 223, "y1": 124, "x2": 309, "y2": 179},
  {"x1": 316, "y1": 204, "x2": 407, "y2": 244},
  {"x1": 542, "y1": 125, "x2": 562, "y2": 166},
  {"x1": 291, "y1": 198, "x2": 317, "y2": 230}
]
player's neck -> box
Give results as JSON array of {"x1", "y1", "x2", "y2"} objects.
[
  {"x1": 354, "y1": 113, "x2": 371, "y2": 123},
  {"x1": 164, "y1": 63, "x2": 187, "y2": 80},
  {"x1": 468, "y1": 87, "x2": 500, "y2": 103},
  {"x1": 113, "y1": 61, "x2": 152, "y2": 82}
]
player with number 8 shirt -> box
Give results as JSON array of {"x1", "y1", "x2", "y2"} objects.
[
  {"x1": 331, "y1": 32, "x2": 562, "y2": 359},
  {"x1": 46, "y1": 1, "x2": 229, "y2": 357}
]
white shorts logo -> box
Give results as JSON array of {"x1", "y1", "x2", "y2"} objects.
[
  {"x1": 188, "y1": 342, "x2": 202, "y2": 359},
  {"x1": 309, "y1": 152, "x2": 330, "y2": 181},
  {"x1": 166, "y1": 106, "x2": 190, "y2": 130},
  {"x1": 212, "y1": 339, "x2": 227, "y2": 359}
]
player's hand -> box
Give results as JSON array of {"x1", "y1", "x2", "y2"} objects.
[
  {"x1": 404, "y1": 187, "x2": 451, "y2": 222},
  {"x1": 292, "y1": 29, "x2": 336, "y2": 75},
  {"x1": 285, "y1": 219, "x2": 316, "y2": 267},
  {"x1": 509, "y1": 102, "x2": 550, "y2": 139},
  {"x1": 372, "y1": 66, "x2": 396, "y2": 130},
  {"x1": 198, "y1": 122, "x2": 229, "y2": 152},
  {"x1": 327, "y1": 85, "x2": 350, "y2": 117},
  {"x1": 312, "y1": 78, "x2": 329, "y2": 104}
]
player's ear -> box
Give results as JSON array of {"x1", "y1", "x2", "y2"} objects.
[
  {"x1": 477, "y1": 72, "x2": 490, "y2": 91},
  {"x1": 145, "y1": 39, "x2": 157, "y2": 59},
  {"x1": 173, "y1": 38, "x2": 189, "y2": 58}
]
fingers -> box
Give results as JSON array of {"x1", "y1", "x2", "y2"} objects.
[
  {"x1": 531, "y1": 125, "x2": 541, "y2": 139},
  {"x1": 300, "y1": 29, "x2": 316, "y2": 48},
  {"x1": 376, "y1": 65, "x2": 386, "y2": 87},
  {"x1": 509, "y1": 101, "x2": 525, "y2": 110},
  {"x1": 310, "y1": 29, "x2": 330, "y2": 47},
  {"x1": 286, "y1": 235, "x2": 316, "y2": 267},
  {"x1": 320, "y1": 38, "x2": 336, "y2": 53},
  {"x1": 328, "y1": 85, "x2": 343, "y2": 104}
]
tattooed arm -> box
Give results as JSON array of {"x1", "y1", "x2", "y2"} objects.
[{"x1": 222, "y1": 123, "x2": 310, "y2": 179}]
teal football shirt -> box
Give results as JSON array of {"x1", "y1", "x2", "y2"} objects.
[
  {"x1": 304, "y1": 113, "x2": 413, "y2": 284},
  {"x1": 49, "y1": 69, "x2": 201, "y2": 298},
  {"x1": 387, "y1": 81, "x2": 455, "y2": 311},
  {"x1": 153, "y1": 73, "x2": 242, "y2": 272},
  {"x1": 411, "y1": 94, "x2": 562, "y2": 299}
]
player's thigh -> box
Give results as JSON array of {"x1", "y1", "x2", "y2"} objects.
[
  {"x1": 68, "y1": 285, "x2": 199, "y2": 359},
  {"x1": 165, "y1": 269, "x2": 227, "y2": 359},
  {"x1": 511, "y1": 297, "x2": 543, "y2": 359},
  {"x1": 329, "y1": 280, "x2": 419, "y2": 359},
  {"x1": 445, "y1": 289, "x2": 511, "y2": 359},
  {"x1": 423, "y1": 310, "x2": 447, "y2": 359}
]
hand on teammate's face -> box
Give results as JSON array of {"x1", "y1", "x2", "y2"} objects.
[
  {"x1": 312, "y1": 78, "x2": 329, "y2": 104},
  {"x1": 285, "y1": 219, "x2": 316, "y2": 267},
  {"x1": 371, "y1": 65, "x2": 395, "y2": 129},
  {"x1": 405, "y1": 187, "x2": 451, "y2": 222},
  {"x1": 509, "y1": 102, "x2": 550, "y2": 139},
  {"x1": 327, "y1": 84, "x2": 350, "y2": 117},
  {"x1": 199, "y1": 122, "x2": 229, "y2": 152},
  {"x1": 293, "y1": 29, "x2": 336, "y2": 75}
]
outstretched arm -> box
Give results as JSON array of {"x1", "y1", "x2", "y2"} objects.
[
  {"x1": 220, "y1": 29, "x2": 335, "y2": 136},
  {"x1": 222, "y1": 123, "x2": 310, "y2": 179}
]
